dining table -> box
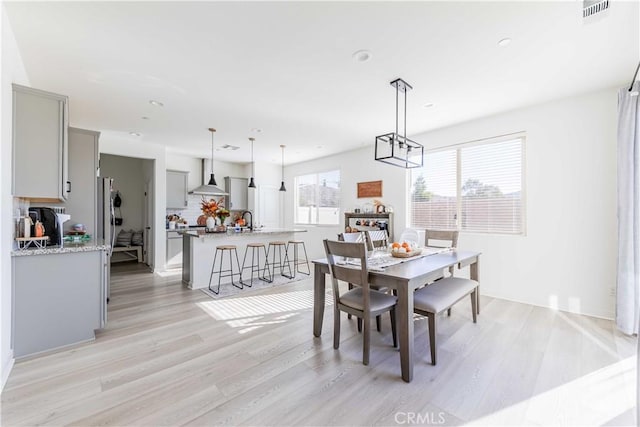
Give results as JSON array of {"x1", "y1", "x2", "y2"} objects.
[{"x1": 312, "y1": 249, "x2": 481, "y2": 382}]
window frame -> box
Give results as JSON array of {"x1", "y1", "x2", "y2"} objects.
[
  {"x1": 408, "y1": 132, "x2": 527, "y2": 236},
  {"x1": 293, "y1": 168, "x2": 342, "y2": 226}
]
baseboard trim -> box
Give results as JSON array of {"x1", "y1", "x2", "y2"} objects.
[
  {"x1": 481, "y1": 292, "x2": 614, "y2": 321},
  {"x1": 1, "y1": 351, "x2": 15, "y2": 392}
]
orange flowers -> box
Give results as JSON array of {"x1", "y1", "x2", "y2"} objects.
[{"x1": 201, "y1": 196, "x2": 222, "y2": 217}]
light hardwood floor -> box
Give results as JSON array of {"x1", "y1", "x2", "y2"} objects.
[{"x1": 1, "y1": 263, "x2": 636, "y2": 426}]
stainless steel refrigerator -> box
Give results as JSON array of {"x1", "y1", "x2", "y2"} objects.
[{"x1": 97, "y1": 177, "x2": 115, "y2": 305}]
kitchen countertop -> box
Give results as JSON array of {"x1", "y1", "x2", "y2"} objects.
[
  {"x1": 181, "y1": 228, "x2": 306, "y2": 238},
  {"x1": 11, "y1": 240, "x2": 110, "y2": 257}
]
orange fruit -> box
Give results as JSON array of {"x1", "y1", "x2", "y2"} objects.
[
  {"x1": 401, "y1": 242, "x2": 410, "y2": 249},
  {"x1": 391, "y1": 242, "x2": 401, "y2": 249}
]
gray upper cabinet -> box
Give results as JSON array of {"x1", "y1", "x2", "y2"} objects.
[
  {"x1": 65, "y1": 128, "x2": 99, "y2": 235},
  {"x1": 166, "y1": 170, "x2": 189, "y2": 209},
  {"x1": 225, "y1": 176, "x2": 248, "y2": 211},
  {"x1": 12, "y1": 84, "x2": 69, "y2": 201}
]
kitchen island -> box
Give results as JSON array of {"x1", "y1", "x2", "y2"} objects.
[{"x1": 181, "y1": 228, "x2": 306, "y2": 289}]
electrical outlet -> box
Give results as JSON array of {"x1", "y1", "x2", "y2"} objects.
[{"x1": 609, "y1": 287, "x2": 616, "y2": 297}]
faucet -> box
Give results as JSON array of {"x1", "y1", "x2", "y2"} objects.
[{"x1": 241, "y1": 210, "x2": 253, "y2": 231}]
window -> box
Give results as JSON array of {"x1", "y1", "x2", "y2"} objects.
[
  {"x1": 410, "y1": 135, "x2": 524, "y2": 234},
  {"x1": 294, "y1": 170, "x2": 341, "y2": 225}
]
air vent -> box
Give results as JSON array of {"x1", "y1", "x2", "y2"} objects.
[
  {"x1": 583, "y1": 0, "x2": 609, "y2": 18},
  {"x1": 221, "y1": 144, "x2": 240, "y2": 151}
]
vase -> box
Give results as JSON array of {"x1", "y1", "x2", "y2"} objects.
[{"x1": 206, "y1": 216, "x2": 216, "y2": 229}]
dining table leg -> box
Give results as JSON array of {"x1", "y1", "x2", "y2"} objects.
[
  {"x1": 313, "y1": 263, "x2": 326, "y2": 337},
  {"x1": 471, "y1": 259, "x2": 480, "y2": 314},
  {"x1": 396, "y1": 284, "x2": 414, "y2": 382}
]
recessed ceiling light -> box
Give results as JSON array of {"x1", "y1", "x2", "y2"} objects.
[
  {"x1": 149, "y1": 100, "x2": 164, "y2": 107},
  {"x1": 316, "y1": 145, "x2": 323, "y2": 149},
  {"x1": 251, "y1": 128, "x2": 262, "y2": 133},
  {"x1": 141, "y1": 116, "x2": 150, "y2": 120},
  {"x1": 423, "y1": 103, "x2": 435, "y2": 108},
  {"x1": 497, "y1": 38, "x2": 512, "y2": 47},
  {"x1": 129, "y1": 132, "x2": 141, "y2": 137},
  {"x1": 221, "y1": 144, "x2": 240, "y2": 151},
  {"x1": 352, "y1": 50, "x2": 372, "y2": 62}
]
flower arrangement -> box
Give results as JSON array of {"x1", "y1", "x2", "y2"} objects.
[
  {"x1": 216, "y1": 207, "x2": 230, "y2": 224},
  {"x1": 200, "y1": 196, "x2": 222, "y2": 217}
]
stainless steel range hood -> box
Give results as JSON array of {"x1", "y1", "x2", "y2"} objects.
[{"x1": 188, "y1": 159, "x2": 228, "y2": 196}]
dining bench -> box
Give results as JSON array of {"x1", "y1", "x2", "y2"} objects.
[{"x1": 413, "y1": 277, "x2": 478, "y2": 365}]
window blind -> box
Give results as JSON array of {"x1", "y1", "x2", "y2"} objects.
[
  {"x1": 460, "y1": 139, "x2": 522, "y2": 233},
  {"x1": 410, "y1": 136, "x2": 524, "y2": 235},
  {"x1": 295, "y1": 170, "x2": 340, "y2": 225},
  {"x1": 410, "y1": 149, "x2": 457, "y2": 230}
]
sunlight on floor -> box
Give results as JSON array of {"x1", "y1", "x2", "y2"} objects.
[
  {"x1": 196, "y1": 289, "x2": 332, "y2": 321},
  {"x1": 468, "y1": 356, "x2": 637, "y2": 425}
]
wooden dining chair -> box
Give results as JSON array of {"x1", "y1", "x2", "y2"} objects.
[
  {"x1": 339, "y1": 231, "x2": 387, "y2": 331},
  {"x1": 424, "y1": 229, "x2": 461, "y2": 315},
  {"x1": 323, "y1": 239, "x2": 398, "y2": 365},
  {"x1": 365, "y1": 230, "x2": 389, "y2": 251}
]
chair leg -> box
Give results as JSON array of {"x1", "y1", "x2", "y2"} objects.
[
  {"x1": 376, "y1": 315, "x2": 382, "y2": 332},
  {"x1": 348, "y1": 283, "x2": 353, "y2": 319},
  {"x1": 428, "y1": 313, "x2": 437, "y2": 365},
  {"x1": 357, "y1": 317, "x2": 362, "y2": 332},
  {"x1": 390, "y1": 308, "x2": 397, "y2": 348},
  {"x1": 363, "y1": 315, "x2": 370, "y2": 366},
  {"x1": 471, "y1": 290, "x2": 478, "y2": 323},
  {"x1": 333, "y1": 307, "x2": 341, "y2": 349},
  {"x1": 447, "y1": 307, "x2": 452, "y2": 317}
]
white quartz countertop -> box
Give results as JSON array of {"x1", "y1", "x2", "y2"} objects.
[
  {"x1": 181, "y1": 228, "x2": 306, "y2": 238},
  {"x1": 12, "y1": 240, "x2": 110, "y2": 257}
]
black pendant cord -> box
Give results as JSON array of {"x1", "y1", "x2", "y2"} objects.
[
  {"x1": 395, "y1": 85, "x2": 399, "y2": 137},
  {"x1": 629, "y1": 61, "x2": 640, "y2": 92}
]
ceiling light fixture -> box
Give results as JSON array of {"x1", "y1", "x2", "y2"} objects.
[
  {"x1": 149, "y1": 100, "x2": 164, "y2": 107},
  {"x1": 248, "y1": 137, "x2": 256, "y2": 188},
  {"x1": 498, "y1": 38, "x2": 512, "y2": 47},
  {"x1": 129, "y1": 132, "x2": 141, "y2": 137},
  {"x1": 189, "y1": 128, "x2": 228, "y2": 195},
  {"x1": 374, "y1": 78, "x2": 424, "y2": 169},
  {"x1": 352, "y1": 49, "x2": 372, "y2": 62},
  {"x1": 251, "y1": 128, "x2": 262, "y2": 133},
  {"x1": 141, "y1": 116, "x2": 150, "y2": 120},
  {"x1": 279, "y1": 145, "x2": 286, "y2": 192},
  {"x1": 423, "y1": 103, "x2": 435, "y2": 108}
]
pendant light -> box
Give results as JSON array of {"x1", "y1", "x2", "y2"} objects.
[
  {"x1": 279, "y1": 144, "x2": 286, "y2": 192},
  {"x1": 190, "y1": 128, "x2": 228, "y2": 195},
  {"x1": 374, "y1": 78, "x2": 424, "y2": 168},
  {"x1": 248, "y1": 137, "x2": 256, "y2": 188}
]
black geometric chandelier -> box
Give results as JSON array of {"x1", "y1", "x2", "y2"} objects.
[{"x1": 375, "y1": 78, "x2": 424, "y2": 168}]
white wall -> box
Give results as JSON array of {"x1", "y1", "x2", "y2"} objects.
[
  {"x1": 0, "y1": 5, "x2": 30, "y2": 390},
  {"x1": 284, "y1": 87, "x2": 618, "y2": 319}
]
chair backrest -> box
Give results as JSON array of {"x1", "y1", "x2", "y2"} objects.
[
  {"x1": 425, "y1": 229, "x2": 459, "y2": 248},
  {"x1": 323, "y1": 239, "x2": 370, "y2": 310},
  {"x1": 366, "y1": 230, "x2": 389, "y2": 250},
  {"x1": 338, "y1": 231, "x2": 366, "y2": 243}
]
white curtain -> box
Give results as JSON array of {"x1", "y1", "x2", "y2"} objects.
[{"x1": 616, "y1": 82, "x2": 640, "y2": 335}]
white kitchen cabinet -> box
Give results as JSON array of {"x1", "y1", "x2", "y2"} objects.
[
  {"x1": 224, "y1": 176, "x2": 248, "y2": 211},
  {"x1": 12, "y1": 84, "x2": 69, "y2": 201},
  {"x1": 166, "y1": 170, "x2": 189, "y2": 209},
  {"x1": 166, "y1": 230, "x2": 183, "y2": 268}
]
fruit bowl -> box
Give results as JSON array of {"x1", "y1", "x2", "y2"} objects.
[{"x1": 390, "y1": 247, "x2": 422, "y2": 258}]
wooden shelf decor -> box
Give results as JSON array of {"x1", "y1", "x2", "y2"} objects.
[{"x1": 357, "y1": 180, "x2": 382, "y2": 198}]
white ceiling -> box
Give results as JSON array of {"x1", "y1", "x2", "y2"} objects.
[{"x1": 5, "y1": 1, "x2": 639, "y2": 165}]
